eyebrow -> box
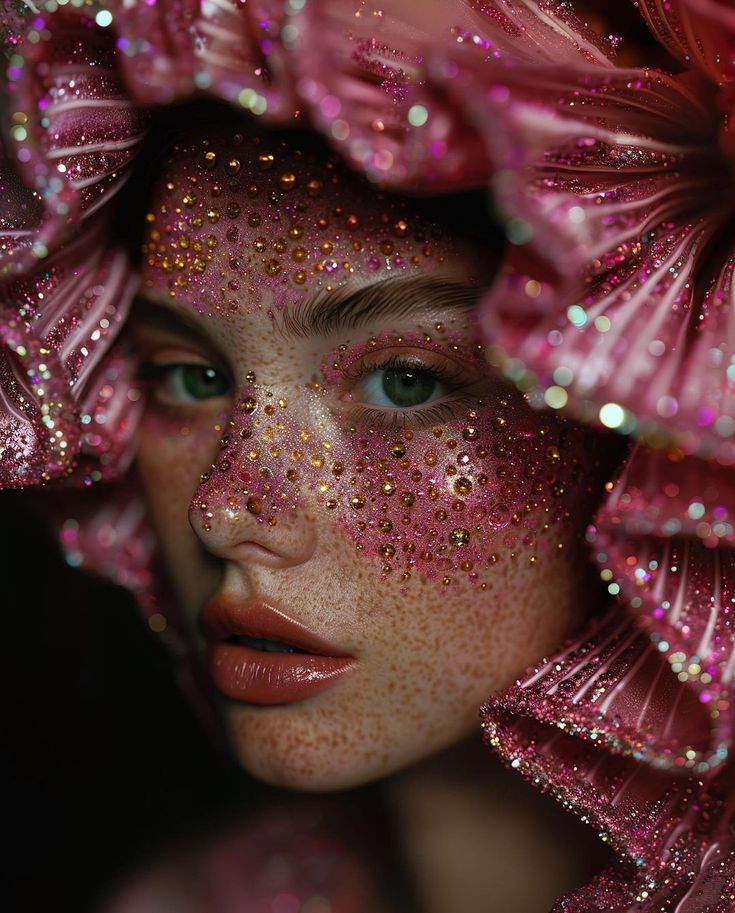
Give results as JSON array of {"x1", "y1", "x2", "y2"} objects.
[
  {"x1": 128, "y1": 296, "x2": 215, "y2": 344},
  {"x1": 131, "y1": 274, "x2": 480, "y2": 344},
  {"x1": 278, "y1": 275, "x2": 480, "y2": 339}
]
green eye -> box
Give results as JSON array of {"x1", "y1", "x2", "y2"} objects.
[
  {"x1": 361, "y1": 366, "x2": 446, "y2": 409},
  {"x1": 142, "y1": 363, "x2": 232, "y2": 404},
  {"x1": 178, "y1": 365, "x2": 230, "y2": 400}
]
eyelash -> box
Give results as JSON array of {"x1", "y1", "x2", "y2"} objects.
[
  {"x1": 136, "y1": 349, "x2": 479, "y2": 430},
  {"x1": 345, "y1": 352, "x2": 477, "y2": 430}
]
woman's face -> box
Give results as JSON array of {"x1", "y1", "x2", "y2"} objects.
[{"x1": 133, "y1": 126, "x2": 605, "y2": 791}]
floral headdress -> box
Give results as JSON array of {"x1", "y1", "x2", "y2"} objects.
[{"x1": 2, "y1": 1, "x2": 735, "y2": 908}]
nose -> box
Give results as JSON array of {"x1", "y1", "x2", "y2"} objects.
[{"x1": 188, "y1": 385, "x2": 318, "y2": 571}]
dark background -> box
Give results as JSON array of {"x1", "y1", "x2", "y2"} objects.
[{"x1": 0, "y1": 492, "x2": 246, "y2": 913}]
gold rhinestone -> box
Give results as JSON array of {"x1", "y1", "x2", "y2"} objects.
[
  {"x1": 381, "y1": 480, "x2": 396, "y2": 496},
  {"x1": 454, "y1": 477, "x2": 472, "y2": 496},
  {"x1": 449, "y1": 528, "x2": 470, "y2": 547},
  {"x1": 246, "y1": 497, "x2": 262, "y2": 515},
  {"x1": 350, "y1": 494, "x2": 366, "y2": 509},
  {"x1": 391, "y1": 441, "x2": 406, "y2": 458},
  {"x1": 400, "y1": 492, "x2": 415, "y2": 507},
  {"x1": 240, "y1": 397, "x2": 257, "y2": 414}
]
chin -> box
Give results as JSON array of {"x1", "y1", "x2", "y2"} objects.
[{"x1": 223, "y1": 699, "x2": 476, "y2": 793}]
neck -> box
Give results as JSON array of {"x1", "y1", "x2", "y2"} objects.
[{"x1": 382, "y1": 734, "x2": 610, "y2": 913}]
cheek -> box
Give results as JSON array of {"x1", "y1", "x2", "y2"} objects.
[
  {"x1": 136, "y1": 412, "x2": 222, "y2": 581},
  {"x1": 192, "y1": 382, "x2": 587, "y2": 587}
]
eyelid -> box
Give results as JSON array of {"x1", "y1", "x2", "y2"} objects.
[
  {"x1": 332, "y1": 342, "x2": 483, "y2": 432},
  {"x1": 343, "y1": 345, "x2": 477, "y2": 387}
]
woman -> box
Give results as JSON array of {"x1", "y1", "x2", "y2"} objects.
[{"x1": 2, "y1": 1, "x2": 735, "y2": 910}]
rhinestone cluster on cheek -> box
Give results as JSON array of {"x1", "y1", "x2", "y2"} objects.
[
  {"x1": 190, "y1": 352, "x2": 590, "y2": 586},
  {"x1": 141, "y1": 128, "x2": 449, "y2": 315}
]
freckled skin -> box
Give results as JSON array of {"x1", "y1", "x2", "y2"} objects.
[{"x1": 135, "y1": 124, "x2": 610, "y2": 791}]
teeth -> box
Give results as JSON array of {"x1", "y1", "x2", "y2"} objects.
[{"x1": 234, "y1": 635, "x2": 299, "y2": 654}]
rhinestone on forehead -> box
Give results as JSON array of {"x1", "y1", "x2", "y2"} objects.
[{"x1": 141, "y1": 126, "x2": 456, "y2": 316}]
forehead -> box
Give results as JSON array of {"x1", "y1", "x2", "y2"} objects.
[{"x1": 139, "y1": 123, "x2": 477, "y2": 318}]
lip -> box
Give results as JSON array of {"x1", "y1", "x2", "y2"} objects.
[{"x1": 199, "y1": 597, "x2": 355, "y2": 705}]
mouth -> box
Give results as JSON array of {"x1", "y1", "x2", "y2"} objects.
[
  {"x1": 227, "y1": 634, "x2": 304, "y2": 654},
  {"x1": 199, "y1": 597, "x2": 355, "y2": 705}
]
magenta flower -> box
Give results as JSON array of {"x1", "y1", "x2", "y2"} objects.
[{"x1": 3, "y1": 2, "x2": 735, "y2": 909}]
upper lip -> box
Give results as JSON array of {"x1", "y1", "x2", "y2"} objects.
[{"x1": 199, "y1": 596, "x2": 353, "y2": 658}]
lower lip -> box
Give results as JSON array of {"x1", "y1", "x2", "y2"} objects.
[{"x1": 208, "y1": 643, "x2": 355, "y2": 705}]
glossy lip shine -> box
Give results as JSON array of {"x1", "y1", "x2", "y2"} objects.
[{"x1": 199, "y1": 597, "x2": 355, "y2": 705}]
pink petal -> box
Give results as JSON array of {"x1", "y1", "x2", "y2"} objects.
[
  {"x1": 286, "y1": 0, "x2": 615, "y2": 187},
  {"x1": 483, "y1": 607, "x2": 718, "y2": 866},
  {"x1": 454, "y1": 62, "x2": 734, "y2": 458},
  {"x1": 591, "y1": 447, "x2": 735, "y2": 753},
  {"x1": 1, "y1": 210, "x2": 140, "y2": 486},
  {"x1": 112, "y1": 0, "x2": 295, "y2": 116},
  {"x1": 637, "y1": 0, "x2": 735, "y2": 86},
  {"x1": 7, "y1": 10, "x2": 146, "y2": 273},
  {"x1": 556, "y1": 833, "x2": 735, "y2": 911}
]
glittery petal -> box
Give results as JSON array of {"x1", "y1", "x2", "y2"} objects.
[
  {"x1": 455, "y1": 63, "x2": 735, "y2": 458},
  {"x1": 7, "y1": 10, "x2": 146, "y2": 272},
  {"x1": 288, "y1": 0, "x2": 615, "y2": 186},
  {"x1": 455, "y1": 64, "x2": 718, "y2": 279},
  {"x1": 482, "y1": 608, "x2": 716, "y2": 866},
  {"x1": 636, "y1": 0, "x2": 735, "y2": 85},
  {"x1": 1, "y1": 213, "x2": 140, "y2": 484},
  {"x1": 0, "y1": 148, "x2": 44, "y2": 272},
  {"x1": 0, "y1": 319, "x2": 80, "y2": 486},
  {"x1": 113, "y1": 0, "x2": 293, "y2": 115},
  {"x1": 555, "y1": 834, "x2": 735, "y2": 912},
  {"x1": 592, "y1": 447, "x2": 735, "y2": 753}
]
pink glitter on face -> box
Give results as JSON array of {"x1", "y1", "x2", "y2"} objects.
[
  {"x1": 132, "y1": 118, "x2": 612, "y2": 792},
  {"x1": 138, "y1": 122, "x2": 598, "y2": 588},
  {"x1": 191, "y1": 334, "x2": 588, "y2": 587},
  {"x1": 141, "y1": 124, "x2": 460, "y2": 317}
]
